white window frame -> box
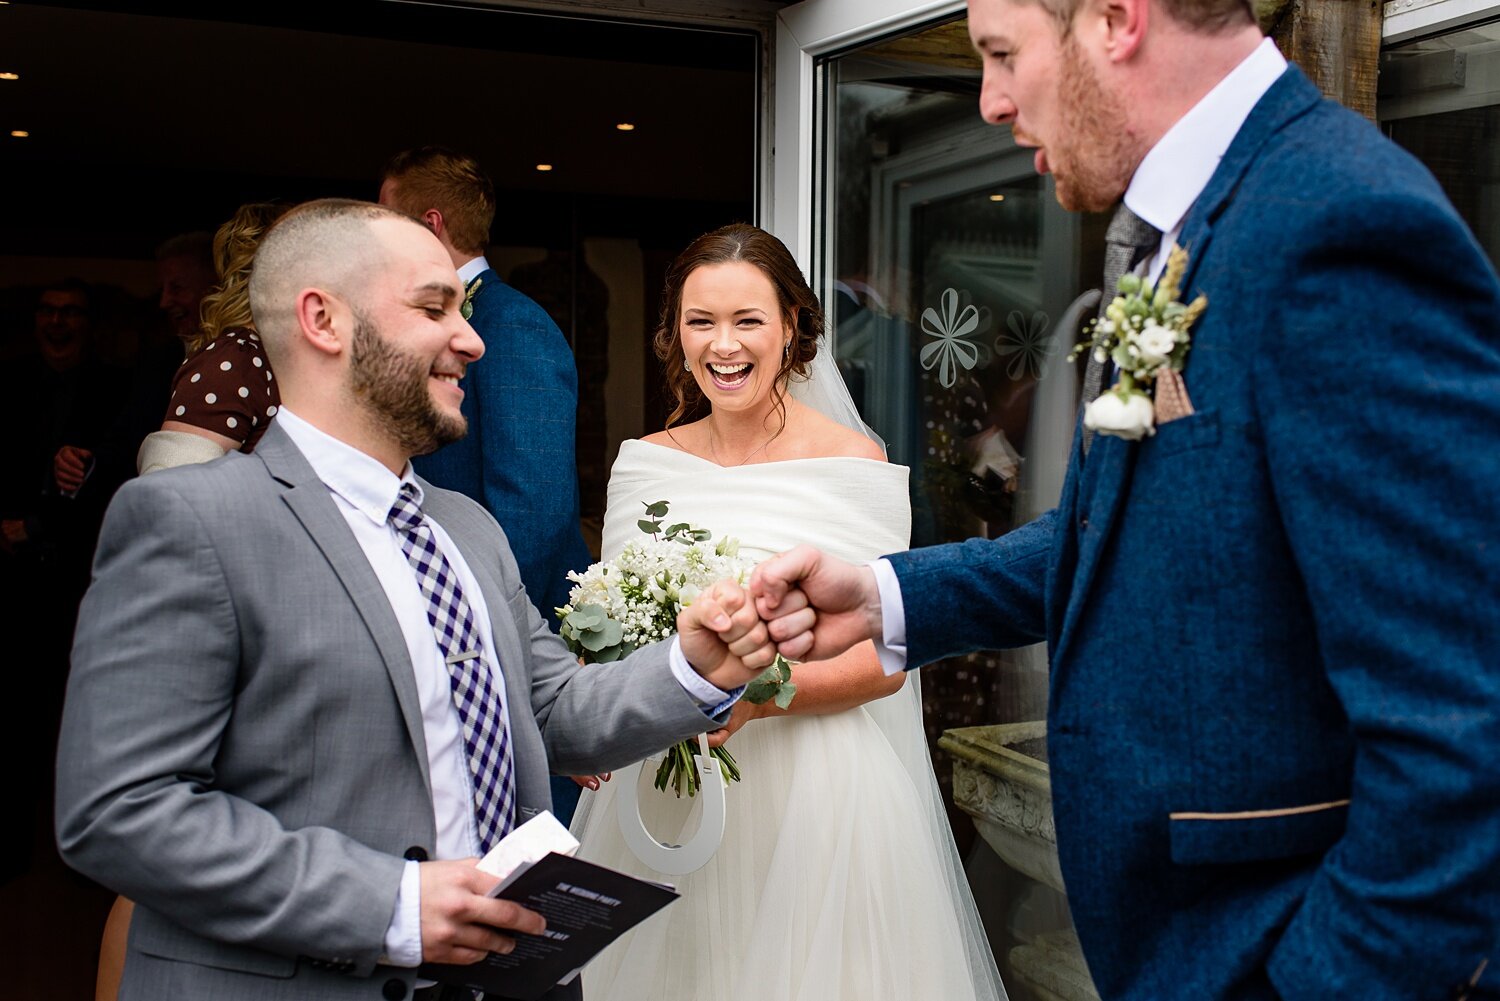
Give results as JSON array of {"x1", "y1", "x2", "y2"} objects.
[
  {"x1": 1384, "y1": 0, "x2": 1500, "y2": 42},
  {"x1": 770, "y1": 0, "x2": 965, "y2": 272}
]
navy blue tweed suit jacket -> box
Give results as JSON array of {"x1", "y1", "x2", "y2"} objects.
[
  {"x1": 889, "y1": 66, "x2": 1500, "y2": 1001},
  {"x1": 414, "y1": 270, "x2": 592, "y2": 625}
]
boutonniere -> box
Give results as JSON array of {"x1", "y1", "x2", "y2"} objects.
[
  {"x1": 460, "y1": 276, "x2": 483, "y2": 321},
  {"x1": 1070, "y1": 244, "x2": 1207, "y2": 440}
]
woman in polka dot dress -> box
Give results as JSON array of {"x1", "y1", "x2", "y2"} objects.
[{"x1": 136, "y1": 202, "x2": 288, "y2": 474}]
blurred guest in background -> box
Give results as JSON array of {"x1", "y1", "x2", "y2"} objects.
[
  {"x1": 155, "y1": 231, "x2": 216, "y2": 347},
  {"x1": 0, "y1": 279, "x2": 127, "y2": 881},
  {"x1": 137, "y1": 203, "x2": 288, "y2": 473}
]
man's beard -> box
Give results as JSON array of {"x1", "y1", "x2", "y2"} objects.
[
  {"x1": 348, "y1": 311, "x2": 467, "y2": 458},
  {"x1": 1051, "y1": 33, "x2": 1137, "y2": 213}
]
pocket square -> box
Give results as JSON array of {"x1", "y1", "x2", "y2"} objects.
[{"x1": 1155, "y1": 369, "x2": 1196, "y2": 424}]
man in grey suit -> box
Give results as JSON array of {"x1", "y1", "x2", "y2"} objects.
[{"x1": 55, "y1": 199, "x2": 779, "y2": 1001}]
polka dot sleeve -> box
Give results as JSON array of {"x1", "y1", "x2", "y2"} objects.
[{"x1": 163, "y1": 328, "x2": 280, "y2": 450}]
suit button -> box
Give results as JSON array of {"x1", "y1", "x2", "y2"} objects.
[
  {"x1": 1079, "y1": 515, "x2": 1090, "y2": 529},
  {"x1": 403, "y1": 846, "x2": 429, "y2": 861},
  {"x1": 382, "y1": 977, "x2": 408, "y2": 1000}
]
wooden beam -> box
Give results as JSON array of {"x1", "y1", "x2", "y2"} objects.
[{"x1": 1263, "y1": 0, "x2": 1384, "y2": 121}]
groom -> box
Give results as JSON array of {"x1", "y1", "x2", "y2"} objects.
[
  {"x1": 55, "y1": 199, "x2": 778, "y2": 1000},
  {"x1": 755, "y1": 1, "x2": 1500, "y2": 999}
]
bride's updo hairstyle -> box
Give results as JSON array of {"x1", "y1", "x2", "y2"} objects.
[{"x1": 654, "y1": 223, "x2": 824, "y2": 430}]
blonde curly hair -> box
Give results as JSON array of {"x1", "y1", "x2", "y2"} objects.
[{"x1": 192, "y1": 202, "x2": 289, "y2": 355}]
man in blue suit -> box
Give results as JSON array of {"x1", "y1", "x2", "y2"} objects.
[
  {"x1": 754, "y1": 1, "x2": 1500, "y2": 999},
  {"x1": 381, "y1": 147, "x2": 594, "y2": 822}
]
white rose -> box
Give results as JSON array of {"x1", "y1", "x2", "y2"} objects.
[
  {"x1": 1084, "y1": 389, "x2": 1155, "y2": 441},
  {"x1": 678, "y1": 583, "x2": 702, "y2": 607},
  {"x1": 1132, "y1": 321, "x2": 1177, "y2": 366}
]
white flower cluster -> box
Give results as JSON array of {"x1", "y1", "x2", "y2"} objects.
[
  {"x1": 1071, "y1": 244, "x2": 1208, "y2": 442},
  {"x1": 559, "y1": 535, "x2": 750, "y2": 654}
]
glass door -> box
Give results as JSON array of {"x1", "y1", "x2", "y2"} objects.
[{"x1": 775, "y1": 3, "x2": 1107, "y2": 999}]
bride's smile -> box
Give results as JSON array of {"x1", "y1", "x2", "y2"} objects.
[{"x1": 680, "y1": 260, "x2": 790, "y2": 412}]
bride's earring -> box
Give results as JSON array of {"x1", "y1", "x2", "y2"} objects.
[
  {"x1": 784, "y1": 339, "x2": 792, "y2": 358},
  {"x1": 684, "y1": 358, "x2": 691, "y2": 372}
]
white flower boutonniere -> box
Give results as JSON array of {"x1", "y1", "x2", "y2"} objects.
[{"x1": 1070, "y1": 244, "x2": 1207, "y2": 440}]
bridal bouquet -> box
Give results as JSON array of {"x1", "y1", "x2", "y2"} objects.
[{"x1": 556, "y1": 502, "x2": 796, "y2": 797}]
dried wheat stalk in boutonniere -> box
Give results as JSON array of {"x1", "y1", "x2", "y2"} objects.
[{"x1": 1069, "y1": 244, "x2": 1208, "y2": 440}]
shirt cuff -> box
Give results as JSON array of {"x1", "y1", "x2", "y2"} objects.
[
  {"x1": 382, "y1": 860, "x2": 423, "y2": 968},
  {"x1": 870, "y1": 558, "x2": 908, "y2": 676},
  {"x1": 669, "y1": 635, "x2": 744, "y2": 717}
]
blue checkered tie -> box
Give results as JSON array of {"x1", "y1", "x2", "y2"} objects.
[{"x1": 388, "y1": 483, "x2": 516, "y2": 852}]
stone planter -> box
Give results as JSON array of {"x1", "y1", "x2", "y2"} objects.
[{"x1": 940, "y1": 722, "x2": 1100, "y2": 1001}]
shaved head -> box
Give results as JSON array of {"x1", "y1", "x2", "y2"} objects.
[{"x1": 248, "y1": 198, "x2": 429, "y2": 368}]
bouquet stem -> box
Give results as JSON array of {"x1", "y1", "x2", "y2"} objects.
[{"x1": 653, "y1": 739, "x2": 739, "y2": 797}]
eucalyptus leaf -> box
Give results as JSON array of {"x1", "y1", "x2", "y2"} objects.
[
  {"x1": 637, "y1": 519, "x2": 659, "y2": 536},
  {"x1": 774, "y1": 682, "x2": 798, "y2": 710},
  {"x1": 643, "y1": 501, "x2": 670, "y2": 517},
  {"x1": 569, "y1": 603, "x2": 606, "y2": 628}
]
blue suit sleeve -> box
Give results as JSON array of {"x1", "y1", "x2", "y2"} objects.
[
  {"x1": 1258, "y1": 192, "x2": 1500, "y2": 999},
  {"x1": 886, "y1": 507, "x2": 1055, "y2": 667}
]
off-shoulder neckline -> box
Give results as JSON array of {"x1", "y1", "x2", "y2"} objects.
[{"x1": 622, "y1": 437, "x2": 899, "y2": 471}]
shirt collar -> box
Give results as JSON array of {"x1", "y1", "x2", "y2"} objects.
[
  {"x1": 457, "y1": 256, "x2": 491, "y2": 287},
  {"x1": 1124, "y1": 37, "x2": 1287, "y2": 237},
  {"x1": 274, "y1": 407, "x2": 421, "y2": 525}
]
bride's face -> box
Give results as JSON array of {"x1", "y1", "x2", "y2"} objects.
[{"x1": 680, "y1": 261, "x2": 791, "y2": 417}]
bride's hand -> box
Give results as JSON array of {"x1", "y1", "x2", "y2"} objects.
[
  {"x1": 569, "y1": 773, "x2": 612, "y2": 791},
  {"x1": 705, "y1": 700, "x2": 766, "y2": 749}
]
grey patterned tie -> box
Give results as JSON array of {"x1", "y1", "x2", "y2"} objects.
[
  {"x1": 388, "y1": 483, "x2": 516, "y2": 852},
  {"x1": 1081, "y1": 204, "x2": 1161, "y2": 456}
]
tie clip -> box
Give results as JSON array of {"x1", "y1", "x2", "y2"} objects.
[{"x1": 445, "y1": 649, "x2": 483, "y2": 665}]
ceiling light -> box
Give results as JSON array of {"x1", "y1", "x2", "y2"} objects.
[
  {"x1": 615, "y1": 123, "x2": 635, "y2": 132},
  {"x1": 989, "y1": 194, "x2": 1006, "y2": 202},
  {"x1": 0, "y1": 73, "x2": 18, "y2": 82},
  {"x1": 535, "y1": 163, "x2": 553, "y2": 172},
  {"x1": 10, "y1": 130, "x2": 29, "y2": 138}
]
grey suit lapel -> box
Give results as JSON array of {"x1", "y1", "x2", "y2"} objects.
[{"x1": 255, "y1": 425, "x2": 434, "y2": 799}]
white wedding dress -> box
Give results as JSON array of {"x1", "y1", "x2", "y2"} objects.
[{"x1": 570, "y1": 440, "x2": 1008, "y2": 1001}]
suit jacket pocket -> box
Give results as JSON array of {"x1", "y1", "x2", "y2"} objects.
[
  {"x1": 134, "y1": 911, "x2": 297, "y2": 979},
  {"x1": 1168, "y1": 798, "x2": 1349, "y2": 866},
  {"x1": 1149, "y1": 407, "x2": 1220, "y2": 456}
]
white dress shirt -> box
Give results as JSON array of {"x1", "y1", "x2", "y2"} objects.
[
  {"x1": 275, "y1": 409, "x2": 733, "y2": 966},
  {"x1": 872, "y1": 37, "x2": 1289, "y2": 674},
  {"x1": 457, "y1": 255, "x2": 489, "y2": 287},
  {"x1": 1127, "y1": 37, "x2": 1287, "y2": 282}
]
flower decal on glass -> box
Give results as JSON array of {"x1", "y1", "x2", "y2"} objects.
[
  {"x1": 995, "y1": 309, "x2": 1053, "y2": 381},
  {"x1": 920, "y1": 288, "x2": 982, "y2": 388}
]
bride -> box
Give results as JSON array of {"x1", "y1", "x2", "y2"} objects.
[{"x1": 570, "y1": 224, "x2": 1007, "y2": 1001}]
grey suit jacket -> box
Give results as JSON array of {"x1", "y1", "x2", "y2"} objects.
[{"x1": 56, "y1": 422, "x2": 723, "y2": 1000}]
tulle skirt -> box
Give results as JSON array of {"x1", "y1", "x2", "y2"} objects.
[{"x1": 570, "y1": 690, "x2": 1008, "y2": 1001}]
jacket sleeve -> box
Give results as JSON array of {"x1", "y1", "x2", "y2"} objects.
[
  {"x1": 55, "y1": 477, "x2": 405, "y2": 974},
  {"x1": 1259, "y1": 192, "x2": 1500, "y2": 1000},
  {"x1": 886, "y1": 506, "x2": 1056, "y2": 667}
]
